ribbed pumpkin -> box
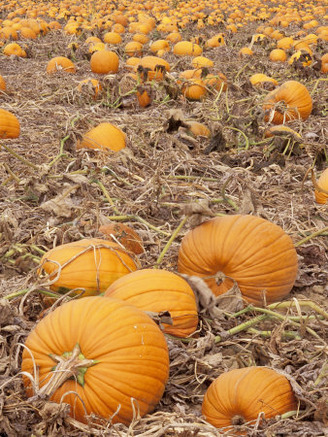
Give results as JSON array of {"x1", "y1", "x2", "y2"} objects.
[
  {"x1": 77, "y1": 122, "x2": 126, "y2": 151},
  {"x1": 177, "y1": 215, "x2": 298, "y2": 305},
  {"x1": 46, "y1": 56, "x2": 76, "y2": 74},
  {"x1": 0, "y1": 108, "x2": 20, "y2": 138},
  {"x1": 262, "y1": 80, "x2": 312, "y2": 124},
  {"x1": 38, "y1": 238, "x2": 139, "y2": 296},
  {"x1": 202, "y1": 367, "x2": 297, "y2": 433},
  {"x1": 98, "y1": 222, "x2": 144, "y2": 255},
  {"x1": 314, "y1": 168, "x2": 328, "y2": 204},
  {"x1": 21, "y1": 296, "x2": 169, "y2": 425},
  {"x1": 104, "y1": 269, "x2": 199, "y2": 338}
]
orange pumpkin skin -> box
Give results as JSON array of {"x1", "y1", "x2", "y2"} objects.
[
  {"x1": 38, "y1": 238, "x2": 139, "y2": 296},
  {"x1": 46, "y1": 56, "x2": 76, "y2": 74},
  {"x1": 314, "y1": 168, "x2": 328, "y2": 204},
  {"x1": 202, "y1": 367, "x2": 297, "y2": 432},
  {"x1": 98, "y1": 223, "x2": 144, "y2": 254},
  {"x1": 90, "y1": 50, "x2": 119, "y2": 74},
  {"x1": 21, "y1": 296, "x2": 169, "y2": 425},
  {"x1": 0, "y1": 108, "x2": 20, "y2": 138},
  {"x1": 263, "y1": 80, "x2": 312, "y2": 124},
  {"x1": 177, "y1": 215, "x2": 298, "y2": 306},
  {"x1": 77, "y1": 122, "x2": 126, "y2": 151},
  {"x1": 104, "y1": 269, "x2": 198, "y2": 338}
]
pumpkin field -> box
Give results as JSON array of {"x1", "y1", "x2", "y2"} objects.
[{"x1": 0, "y1": 0, "x2": 328, "y2": 435}]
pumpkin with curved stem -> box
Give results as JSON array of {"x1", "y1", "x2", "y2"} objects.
[
  {"x1": 0, "y1": 108, "x2": 20, "y2": 138},
  {"x1": 38, "y1": 238, "x2": 139, "y2": 296},
  {"x1": 262, "y1": 80, "x2": 312, "y2": 124},
  {"x1": 21, "y1": 296, "x2": 169, "y2": 425},
  {"x1": 177, "y1": 214, "x2": 298, "y2": 306},
  {"x1": 104, "y1": 269, "x2": 198, "y2": 338},
  {"x1": 46, "y1": 56, "x2": 76, "y2": 74},
  {"x1": 202, "y1": 367, "x2": 297, "y2": 433},
  {"x1": 77, "y1": 122, "x2": 126, "y2": 151}
]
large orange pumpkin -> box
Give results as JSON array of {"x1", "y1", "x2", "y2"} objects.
[
  {"x1": 46, "y1": 56, "x2": 76, "y2": 74},
  {"x1": 90, "y1": 50, "x2": 119, "y2": 74},
  {"x1": 262, "y1": 80, "x2": 312, "y2": 124},
  {"x1": 177, "y1": 215, "x2": 298, "y2": 305},
  {"x1": 202, "y1": 367, "x2": 297, "y2": 433},
  {"x1": 104, "y1": 269, "x2": 198, "y2": 338},
  {"x1": 21, "y1": 296, "x2": 169, "y2": 425},
  {"x1": 98, "y1": 222, "x2": 144, "y2": 254},
  {"x1": 38, "y1": 238, "x2": 139, "y2": 296}
]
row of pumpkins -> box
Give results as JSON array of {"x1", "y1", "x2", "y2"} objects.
[{"x1": 21, "y1": 214, "x2": 299, "y2": 432}]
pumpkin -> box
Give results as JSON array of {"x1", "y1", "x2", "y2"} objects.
[
  {"x1": 321, "y1": 53, "x2": 328, "y2": 73},
  {"x1": 103, "y1": 31, "x2": 122, "y2": 44},
  {"x1": 98, "y1": 222, "x2": 144, "y2": 254},
  {"x1": 38, "y1": 238, "x2": 139, "y2": 296},
  {"x1": 191, "y1": 56, "x2": 214, "y2": 69},
  {"x1": 181, "y1": 78, "x2": 207, "y2": 101},
  {"x1": 3, "y1": 42, "x2": 27, "y2": 57},
  {"x1": 269, "y1": 48, "x2": 287, "y2": 62},
  {"x1": 46, "y1": 56, "x2": 76, "y2": 74},
  {"x1": 21, "y1": 296, "x2": 169, "y2": 425},
  {"x1": 90, "y1": 50, "x2": 119, "y2": 74},
  {"x1": 104, "y1": 269, "x2": 198, "y2": 338},
  {"x1": 314, "y1": 168, "x2": 328, "y2": 204},
  {"x1": 264, "y1": 125, "x2": 302, "y2": 141},
  {"x1": 173, "y1": 41, "x2": 202, "y2": 56},
  {"x1": 150, "y1": 39, "x2": 170, "y2": 54},
  {"x1": 202, "y1": 367, "x2": 297, "y2": 433},
  {"x1": 136, "y1": 86, "x2": 152, "y2": 107},
  {"x1": 249, "y1": 73, "x2": 278, "y2": 89},
  {"x1": 0, "y1": 75, "x2": 6, "y2": 91},
  {"x1": 0, "y1": 108, "x2": 20, "y2": 138},
  {"x1": 177, "y1": 214, "x2": 298, "y2": 306},
  {"x1": 124, "y1": 41, "x2": 143, "y2": 57},
  {"x1": 262, "y1": 80, "x2": 312, "y2": 124},
  {"x1": 238, "y1": 47, "x2": 254, "y2": 57},
  {"x1": 187, "y1": 121, "x2": 211, "y2": 138},
  {"x1": 77, "y1": 122, "x2": 126, "y2": 152}
]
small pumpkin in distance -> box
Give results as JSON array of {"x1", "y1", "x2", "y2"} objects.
[
  {"x1": 262, "y1": 80, "x2": 312, "y2": 124},
  {"x1": 77, "y1": 122, "x2": 126, "y2": 152},
  {"x1": 104, "y1": 268, "x2": 199, "y2": 338},
  {"x1": 46, "y1": 56, "x2": 76, "y2": 74},
  {"x1": 178, "y1": 214, "x2": 298, "y2": 306},
  {"x1": 98, "y1": 222, "x2": 144, "y2": 254},
  {"x1": 0, "y1": 108, "x2": 20, "y2": 138},
  {"x1": 202, "y1": 367, "x2": 297, "y2": 433},
  {"x1": 0, "y1": 74, "x2": 7, "y2": 91},
  {"x1": 38, "y1": 238, "x2": 139, "y2": 296},
  {"x1": 173, "y1": 41, "x2": 202, "y2": 56},
  {"x1": 21, "y1": 296, "x2": 169, "y2": 425}
]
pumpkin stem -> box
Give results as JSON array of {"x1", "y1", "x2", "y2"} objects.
[
  {"x1": 36, "y1": 343, "x2": 97, "y2": 398},
  {"x1": 231, "y1": 414, "x2": 246, "y2": 425}
]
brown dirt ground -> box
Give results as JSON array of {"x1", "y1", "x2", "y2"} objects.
[{"x1": 0, "y1": 16, "x2": 328, "y2": 437}]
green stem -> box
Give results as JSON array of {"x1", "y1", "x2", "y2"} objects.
[
  {"x1": 154, "y1": 216, "x2": 188, "y2": 267},
  {"x1": 215, "y1": 314, "x2": 267, "y2": 343},
  {"x1": 4, "y1": 288, "x2": 60, "y2": 300},
  {"x1": 105, "y1": 215, "x2": 171, "y2": 236},
  {"x1": 224, "y1": 126, "x2": 250, "y2": 150},
  {"x1": 295, "y1": 226, "x2": 328, "y2": 247},
  {"x1": 48, "y1": 135, "x2": 70, "y2": 167},
  {"x1": 1, "y1": 143, "x2": 39, "y2": 170},
  {"x1": 94, "y1": 180, "x2": 120, "y2": 215}
]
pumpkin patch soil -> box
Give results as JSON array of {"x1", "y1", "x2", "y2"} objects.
[{"x1": 1, "y1": 14, "x2": 328, "y2": 437}]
